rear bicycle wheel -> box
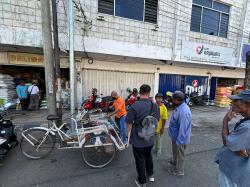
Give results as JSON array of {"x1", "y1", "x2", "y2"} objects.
[
  {"x1": 20, "y1": 129, "x2": 55, "y2": 159},
  {"x1": 82, "y1": 134, "x2": 116, "y2": 168}
]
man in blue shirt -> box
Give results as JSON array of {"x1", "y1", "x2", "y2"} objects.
[
  {"x1": 16, "y1": 80, "x2": 28, "y2": 110},
  {"x1": 168, "y1": 91, "x2": 192, "y2": 176}
]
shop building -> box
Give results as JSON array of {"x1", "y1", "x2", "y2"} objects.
[
  {"x1": 0, "y1": 0, "x2": 248, "y2": 107},
  {"x1": 0, "y1": 52, "x2": 70, "y2": 106}
]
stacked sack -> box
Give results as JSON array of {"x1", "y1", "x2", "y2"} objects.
[
  {"x1": 0, "y1": 74, "x2": 16, "y2": 105},
  {"x1": 215, "y1": 87, "x2": 232, "y2": 107}
]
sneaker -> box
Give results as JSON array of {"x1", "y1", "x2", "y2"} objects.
[
  {"x1": 148, "y1": 175, "x2": 155, "y2": 182},
  {"x1": 134, "y1": 179, "x2": 146, "y2": 187},
  {"x1": 172, "y1": 171, "x2": 184, "y2": 176}
]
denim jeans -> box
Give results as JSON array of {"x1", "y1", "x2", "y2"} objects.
[
  {"x1": 219, "y1": 170, "x2": 238, "y2": 187},
  {"x1": 117, "y1": 116, "x2": 127, "y2": 143}
]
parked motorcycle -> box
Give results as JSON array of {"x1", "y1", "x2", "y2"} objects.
[
  {"x1": 164, "y1": 91, "x2": 174, "y2": 109},
  {"x1": 188, "y1": 92, "x2": 209, "y2": 106},
  {"x1": 82, "y1": 88, "x2": 114, "y2": 112},
  {"x1": 125, "y1": 88, "x2": 139, "y2": 109},
  {"x1": 0, "y1": 103, "x2": 18, "y2": 160},
  {"x1": 163, "y1": 91, "x2": 192, "y2": 109}
]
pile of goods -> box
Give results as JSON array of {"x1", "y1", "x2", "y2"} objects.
[
  {"x1": 40, "y1": 96, "x2": 48, "y2": 109},
  {"x1": 215, "y1": 87, "x2": 232, "y2": 107},
  {"x1": 0, "y1": 74, "x2": 16, "y2": 106}
]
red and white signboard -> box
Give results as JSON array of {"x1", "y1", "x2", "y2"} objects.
[
  {"x1": 181, "y1": 41, "x2": 234, "y2": 65},
  {"x1": 192, "y1": 80, "x2": 198, "y2": 87}
]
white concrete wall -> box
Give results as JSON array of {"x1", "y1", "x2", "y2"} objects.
[
  {"x1": 176, "y1": 0, "x2": 245, "y2": 66},
  {"x1": 0, "y1": 0, "x2": 248, "y2": 67},
  {"x1": 242, "y1": 0, "x2": 250, "y2": 45}
]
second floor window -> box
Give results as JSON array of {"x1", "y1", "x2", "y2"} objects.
[
  {"x1": 98, "y1": 0, "x2": 158, "y2": 24},
  {"x1": 190, "y1": 0, "x2": 230, "y2": 38}
]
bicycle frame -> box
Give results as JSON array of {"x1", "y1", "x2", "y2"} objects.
[{"x1": 22, "y1": 111, "x2": 126, "y2": 151}]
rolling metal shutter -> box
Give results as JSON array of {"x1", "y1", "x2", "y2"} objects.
[
  {"x1": 158, "y1": 74, "x2": 182, "y2": 96},
  {"x1": 82, "y1": 69, "x2": 155, "y2": 99}
]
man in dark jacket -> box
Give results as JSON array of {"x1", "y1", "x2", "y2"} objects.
[{"x1": 126, "y1": 84, "x2": 160, "y2": 187}]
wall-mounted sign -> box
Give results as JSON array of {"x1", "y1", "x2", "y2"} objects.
[
  {"x1": 9, "y1": 53, "x2": 43, "y2": 66},
  {"x1": 8, "y1": 52, "x2": 70, "y2": 68},
  {"x1": 181, "y1": 41, "x2": 234, "y2": 65}
]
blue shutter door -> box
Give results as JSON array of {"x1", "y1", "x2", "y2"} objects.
[{"x1": 158, "y1": 74, "x2": 182, "y2": 97}]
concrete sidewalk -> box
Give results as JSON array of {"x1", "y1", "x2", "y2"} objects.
[{"x1": 7, "y1": 109, "x2": 71, "y2": 130}]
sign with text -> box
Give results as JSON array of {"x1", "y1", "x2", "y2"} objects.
[
  {"x1": 8, "y1": 52, "x2": 70, "y2": 68},
  {"x1": 9, "y1": 53, "x2": 43, "y2": 66},
  {"x1": 181, "y1": 41, "x2": 234, "y2": 65}
]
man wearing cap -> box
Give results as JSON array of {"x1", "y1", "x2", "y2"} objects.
[
  {"x1": 215, "y1": 90, "x2": 250, "y2": 186},
  {"x1": 154, "y1": 93, "x2": 168, "y2": 157},
  {"x1": 168, "y1": 91, "x2": 192, "y2": 176}
]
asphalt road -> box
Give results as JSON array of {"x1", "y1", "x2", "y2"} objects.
[{"x1": 0, "y1": 106, "x2": 228, "y2": 187}]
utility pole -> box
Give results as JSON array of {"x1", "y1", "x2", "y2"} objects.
[
  {"x1": 244, "y1": 52, "x2": 250, "y2": 89},
  {"x1": 68, "y1": 0, "x2": 76, "y2": 118},
  {"x1": 41, "y1": 0, "x2": 57, "y2": 115},
  {"x1": 52, "y1": 0, "x2": 62, "y2": 124}
]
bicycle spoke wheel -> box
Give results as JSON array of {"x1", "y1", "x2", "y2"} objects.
[
  {"x1": 20, "y1": 129, "x2": 55, "y2": 159},
  {"x1": 82, "y1": 134, "x2": 116, "y2": 168}
]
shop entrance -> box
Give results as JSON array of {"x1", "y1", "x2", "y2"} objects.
[{"x1": 0, "y1": 65, "x2": 69, "y2": 108}]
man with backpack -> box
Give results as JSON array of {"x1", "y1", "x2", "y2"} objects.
[{"x1": 126, "y1": 84, "x2": 160, "y2": 187}]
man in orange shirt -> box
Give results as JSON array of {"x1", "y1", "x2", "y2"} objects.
[{"x1": 107, "y1": 91, "x2": 127, "y2": 143}]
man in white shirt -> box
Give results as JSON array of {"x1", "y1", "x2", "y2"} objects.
[{"x1": 28, "y1": 80, "x2": 40, "y2": 110}]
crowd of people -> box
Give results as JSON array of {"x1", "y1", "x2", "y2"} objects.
[
  {"x1": 107, "y1": 84, "x2": 192, "y2": 187},
  {"x1": 107, "y1": 84, "x2": 250, "y2": 187},
  {"x1": 15, "y1": 79, "x2": 250, "y2": 187}
]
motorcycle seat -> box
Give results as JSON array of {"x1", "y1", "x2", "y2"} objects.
[{"x1": 47, "y1": 115, "x2": 60, "y2": 121}]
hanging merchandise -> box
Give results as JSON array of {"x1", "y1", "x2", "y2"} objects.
[
  {"x1": 0, "y1": 74, "x2": 16, "y2": 105},
  {"x1": 215, "y1": 87, "x2": 232, "y2": 107}
]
